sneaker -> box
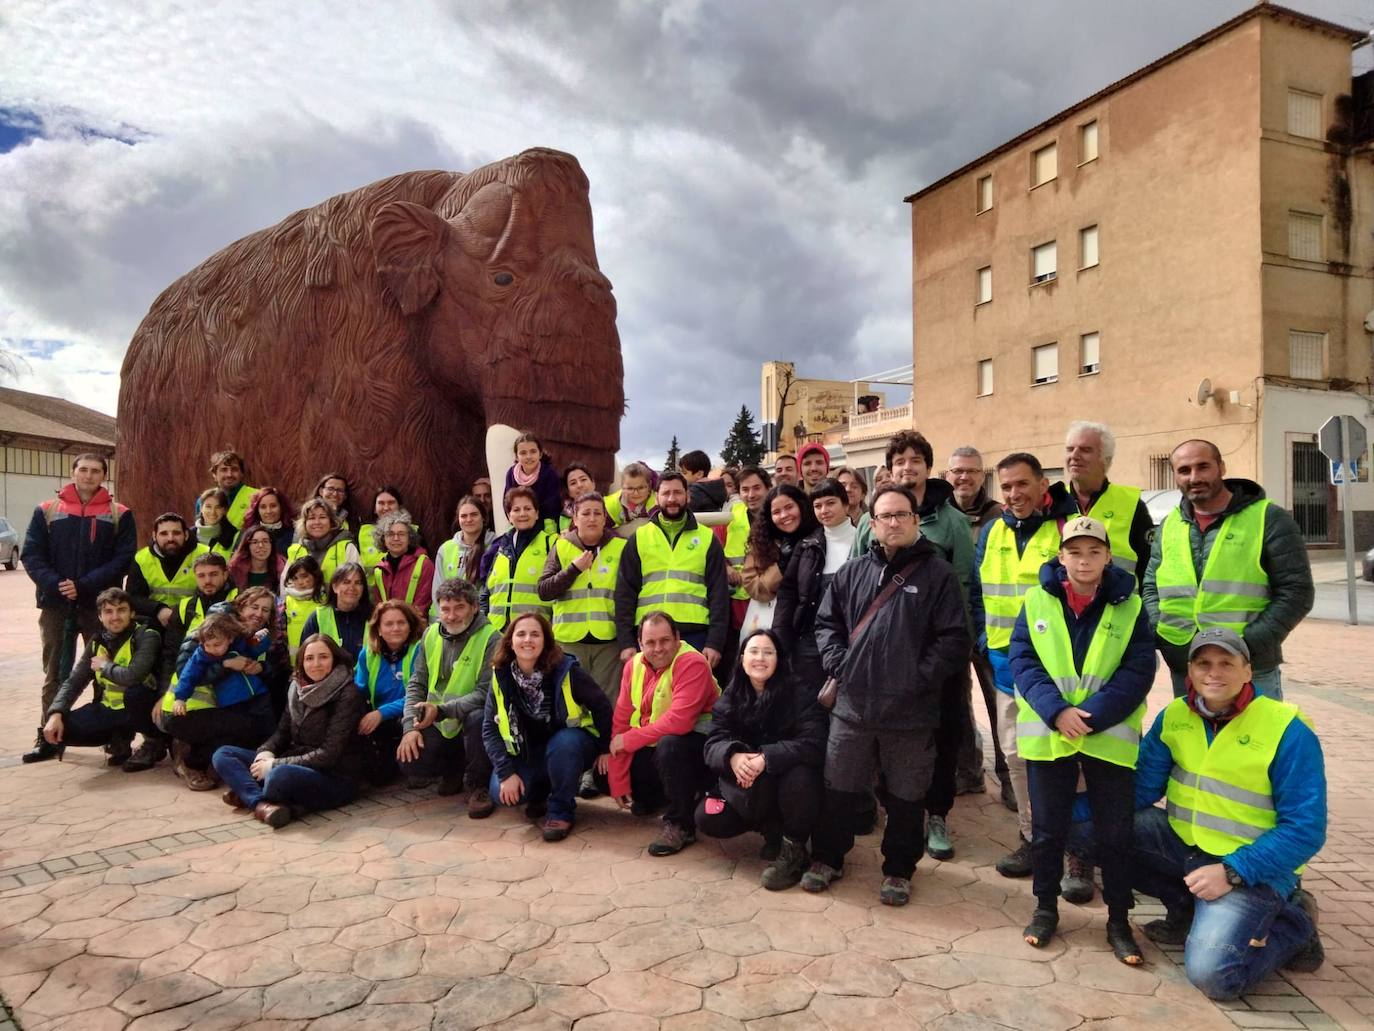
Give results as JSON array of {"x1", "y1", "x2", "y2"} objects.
[
  {"x1": 1061, "y1": 852, "x2": 1095, "y2": 905},
  {"x1": 999, "y1": 778, "x2": 1018, "y2": 812},
  {"x1": 105, "y1": 733, "x2": 134, "y2": 767},
  {"x1": 541, "y1": 818, "x2": 573, "y2": 842},
  {"x1": 800, "y1": 861, "x2": 843, "y2": 894},
  {"x1": 122, "y1": 738, "x2": 167, "y2": 773},
  {"x1": 647, "y1": 821, "x2": 695, "y2": 857},
  {"x1": 21, "y1": 729, "x2": 61, "y2": 764},
  {"x1": 467, "y1": 789, "x2": 495, "y2": 820},
  {"x1": 1284, "y1": 889, "x2": 1325, "y2": 973},
  {"x1": 880, "y1": 876, "x2": 912, "y2": 906},
  {"x1": 996, "y1": 835, "x2": 1033, "y2": 878},
  {"x1": 437, "y1": 775, "x2": 464, "y2": 796},
  {"x1": 760, "y1": 837, "x2": 808, "y2": 891},
  {"x1": 925, "y1": 815, "x2": 954, "y2": 861},
  {"x1": 1142, "y1": 908, "x2": 1193, "y2": 947},
  {"x1": 578, "y1": 770, "x2": 601, "y2": 800}
]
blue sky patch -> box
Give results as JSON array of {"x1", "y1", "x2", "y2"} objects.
[{"x1": 0, "y1": 108, "x2": 44, "y2": 153}]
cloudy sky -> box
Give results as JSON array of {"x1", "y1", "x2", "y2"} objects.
[{"x1": 2, "y1": 0, "x2": 1369, "y2": 466}]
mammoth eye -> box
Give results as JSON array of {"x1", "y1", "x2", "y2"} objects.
[{"x1": 493, "y1": 272, "x2": 514, "y2": 287}]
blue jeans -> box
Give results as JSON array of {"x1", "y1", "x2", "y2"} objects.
[
  {"x1": 211, "y1": 745, "x2": 357, "y2": 812},
  {"x1": 1170, "y1": 667, "x2": 1282, "y2": 700},
  {"x1": 488, "y1": 727, "x2": 599, "y2": 823},
  {"x1": 1132, "y1": 807, "x2": 1313, "y2": 1000}
]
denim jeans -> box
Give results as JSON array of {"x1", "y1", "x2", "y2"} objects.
[
  {"x1": 212, "y1": 745, "x2": 357, "y2": 812},
  {"x1": 1170, "y1": 667, "x2": 1282, "y2": 701},
  {"x1": 488, "y1": 727, "x2": 599, "y2": 823},
  {"x1": 1132, "y1": 806, "x2": 1313, "y2": 1000}
]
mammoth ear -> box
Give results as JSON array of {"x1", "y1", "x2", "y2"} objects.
[
  {"x1": 450, "y1": 182, "x2": 515, "y2": 260},
  {"x1": 370, "y1": 201, "x2": 449, "y2": 315}
]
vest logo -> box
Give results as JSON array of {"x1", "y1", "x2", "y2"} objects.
[
  {"x1": 1226, "y1": 533, "x2": 1235, "y2": 540},
  {"x1": 1034, "y1": 619, "x2": 1048, "y2": 634},
  {"x1": 902, "y1": 585, "x2": 920, "y2": 595},
  {"x1": 687, "y1": 536, "x2": 700, "y2": 549},
  {"x1": 599, "y1": 566, "x2": 609, "y2": 575},
  {"x1": 1102, "y1": 510, "x2": 1115, "y2": 519},
  {"x1": 1237, "y1": 734, "x2": 1251, "y2": 746}
]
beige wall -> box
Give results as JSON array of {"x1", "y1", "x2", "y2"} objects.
[{"x1": 760, "y1": 360, "x2": 883, "y2": 458}]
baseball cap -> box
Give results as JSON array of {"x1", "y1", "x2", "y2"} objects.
[
  {"x1": 1188, "y1": 626, "x2": 1251, "y2": 662},
  {"x1": 1060, "y1": 516, "x2": 1109, "y2": 547}
]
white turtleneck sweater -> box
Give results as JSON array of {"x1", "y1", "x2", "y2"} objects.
[{"x1": 823, "y1": 522, "x2": 857, "y2": 574}]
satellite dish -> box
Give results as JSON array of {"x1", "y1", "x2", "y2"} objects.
[{"x1": 1196, "y1": 378, "x2": 1214, "y2": 405}]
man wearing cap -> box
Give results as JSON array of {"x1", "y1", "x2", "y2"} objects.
[
  {"x1": 1143, "y1": 439, "x2": 1313, "y2": 699},
  {"x1": 797, "y1": 442, "x2": 830, "y2": 494},
  {"x1": 1048, "y1": 422, "x2": 1153, "y2": 586},
  {"x1": 1009, "y1": 516, "x2": 1154, "y2": 963},
  {"x1": 1131, "y1": 626, "x2": 1326, "y2": 999}
]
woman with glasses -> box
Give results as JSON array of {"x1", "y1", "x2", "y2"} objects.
[{"x1": 369, "y1": 511, "x2": 435, "y2": 609}]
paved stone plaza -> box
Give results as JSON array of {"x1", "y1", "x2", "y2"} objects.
[{"x1": 1, "y1": 569, "x2": 1371, "y2": 1030}]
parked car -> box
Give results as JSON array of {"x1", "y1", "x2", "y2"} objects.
[
  {"x1": 1140, "y1": 488, "x2": 1182, "y2": 528},
  {"x1": 1363, "y1": 545, "x2": 1373, "y2": 583},
  {"x1": 0, "y1": 516, "x2": 20, "y2": 570}
]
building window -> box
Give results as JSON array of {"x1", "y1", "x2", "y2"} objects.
[
  {"x1": 976, "y1": 266, "x2": 992, "y2": 305},
  {"x1": 1079, "y1": 120, "x2": 1099, "y2": 163},
  {"x1": 1287, "y1": 211, "x2": 1323, "y2": 262},
  {"x1": 1031, "y1": 143, "x2": 1057, "y2": 187},
  {"x1": 1079, "y1": 332, "x2": 1100, "y2": 375},
  {"x1": 1149, "y1": 453, "x2": 1173, "y2": 490},
  {"x1": 976, "y1": 174, "x2": 993, "y2": 213},
  {"x1": 1288, "y1": 330, "x2": 1325, "y2": 379},
  {"x1": 1031, "y1": 241, "x2": 1057, "y2": 284},
  {"x1": 1032, "y1": 343, "x2": 1059, "y2": 385},
  {"x1": 1079, "y1": 225, "x2": 1099, "y2": 269},
  {"x1": 1286, "y1": 89, "x2": 1322, "y2": 139},
  {"x1": 977, "y1": 359, "x2": 994, "y2": 397}
]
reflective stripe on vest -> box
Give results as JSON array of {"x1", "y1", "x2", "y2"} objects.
[
  {"x1": 552, "y1": 537, "x2": 626, "y2": 643},
  {"x1": 1155, "y1": 503, "x2": 1271, "y2": 646},
  {"x1": 363, "y1": 641, "x2": 419, "y2": 708},
  {"x1": 628, "y1": 642, "x2": 717, "y2": 739},
  {"x1": 284, "y1": 594, "x2": 322, "y2": 657},
  {"x1": 491, "y1": 669, "x2": 598, "y2": 755},
  {"x1": 1085, "y1": 483, "x2": 1142, "y2": 575},
  {"x1": 1014, "y1": 586, "x2": 1144, "y2": 767},
  {"x1": 485, "y1": 533, "x2": 553, "y2": 630},
  {"x1": 134, "y1": 545, "x2": 209, "y2": 609},
  {"x1": 723, "y1": 502, "x2": 751, "y2": 601},
  {"x1": 1159, "y1": 695, "x2": 1308, "y2": 871},
  {"x1": 94, "y1": 634, "x2": 151, "y2": 712},
  {"x1": 978, "y1": 521, "x2": 1061, "y2": 650},
  {"x1": 633, "y1": 522, "x2": 711, "y2": 626},
  {"x1": 286, "y1": 539, "x2": 353, "y2": 584},
  {"x1": 315, "y1": 607, "x2": 341, "y2": 647},
  {"x1": 372, "y1": 554, "x2": 430, "y2": 605},
  {"x1": 424, "y1": 621, "x2": 499, "y2": 738}
]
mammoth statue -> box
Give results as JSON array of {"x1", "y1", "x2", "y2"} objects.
[{"x1": 118, "y1": 147, "x2": 623, "y2": 547}]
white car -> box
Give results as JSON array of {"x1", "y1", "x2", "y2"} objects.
[
  {"x1": 1140, "y1": 488, "x2": 1182, "y2": 528},
  {"x1": 0, "y1": 516, "x2": 20, "y2": 570}
]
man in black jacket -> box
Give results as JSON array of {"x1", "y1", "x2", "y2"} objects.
[{"x1": 803, "y1": 484, "x2": 971, "y2": 906}]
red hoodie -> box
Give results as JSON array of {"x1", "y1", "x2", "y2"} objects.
[{"x1": 609, "y1": 649, "x2": 718, "y2": 797}]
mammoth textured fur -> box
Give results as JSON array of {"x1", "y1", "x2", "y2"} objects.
[{"x1": 118, "y1": 147, "x2": 624, "y2": 547}]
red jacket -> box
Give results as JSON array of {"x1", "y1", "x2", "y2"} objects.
[
  {"x1": 609, "y1": 649, "x2": 717, "y2": 796},
  {"x1": 370, "y1": 548, "x2": 434, "y2": 607}
]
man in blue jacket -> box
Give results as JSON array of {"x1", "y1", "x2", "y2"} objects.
[{"x1": 1132, "y1": 627, "x2": 1326, "y2": 999}]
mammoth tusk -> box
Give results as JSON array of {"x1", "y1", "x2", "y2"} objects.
[{"x1": 486, "y1": 423, "x2": 521, "y2": 535}]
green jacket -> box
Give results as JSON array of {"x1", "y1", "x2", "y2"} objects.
[{"x1": 853, "y1": 478, "x2": 974, "y2": 612}]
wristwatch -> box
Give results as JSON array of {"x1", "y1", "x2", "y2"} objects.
[{"x1": 1222, "y1": 863, "x2": 1245, "y2": 888}]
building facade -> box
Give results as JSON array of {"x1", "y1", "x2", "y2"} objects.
[
  {"x1": 759, "y1": 361, "x2": 884, "y2": 461},
  {"x1": 908, "y1": 4, "x2": 1374, "y2": 546},
  {"x1": 0, "y1": 387, "x2": 117, "y2": 528}
]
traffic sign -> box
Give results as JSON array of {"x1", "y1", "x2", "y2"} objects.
[
  {"x1": 1331, "y1": 459, "x2": 1362, "y2": 485},
  {"x1": 1320, "y1": 415, "x2": 1368, "y2": 463},
  {"x1": 1317, "y1": 414, "x2": 1367, "y2": 626}
]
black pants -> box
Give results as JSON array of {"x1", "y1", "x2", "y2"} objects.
[
  {"x1": 166, "y1": 693, "x2": 277, "y2": 770},
  {"x1": 630, "y1": 732, "x2": 711, "y2": 831},
  {"x1": 926, "y1": 667, "x2": 980, "y2": 818},
  {"x1": 61, "y1": 701, "x2": 132, "y2": 747},
  {"x1": 972, "y1": 651, "x2": 1009, "y2": 783},
  {"x1": 791, "y1": 635, "x2": 825, "y2": 695},
  {"x1": 398, "y1": 720, "x2": 490, "y2": 791},
  {"x1": 695, "y1": 764, "x2": 823, "y2": 843},
  {"x1": 359, "y1": 717, "x2": 404, "y2": 786},
  {"x1": 1027, "y1": 754, "x2": 1135, "y2": 915}
]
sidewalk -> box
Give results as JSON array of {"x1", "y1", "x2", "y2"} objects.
[{"x1": 0, "y1": 568, "x2": 1371, "y2": 1029}]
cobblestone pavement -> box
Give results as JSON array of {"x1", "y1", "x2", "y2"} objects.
[{"x1": 1, "y1": 568, "x2": 1371, "y2": 1029}]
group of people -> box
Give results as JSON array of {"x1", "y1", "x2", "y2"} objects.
[{"x1": 20, "y1": 419, "x2": 1325, "y2": 1000}]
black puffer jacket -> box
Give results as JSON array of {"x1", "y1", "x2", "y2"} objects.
[
  {"x1": 773, "y1": 527, "x2": 826, "y2": 651},
  {"x1": 260, "y1": 666, "x2": 365, "y2": 780},
  {"x1": 703, "y1": 672, "x2": 827, "y2": 779},
  {"x1": 815, "y1": 537, "x2": 970, "y2": 730}
]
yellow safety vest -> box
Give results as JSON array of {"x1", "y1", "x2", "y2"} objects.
[
  {"x1": 979, "y1": 520, "x2": 1061, "y2": 650},
  {"x1": 423, "y1": 621, "x2": 498, "y2": 738},
  {"x1": 225, "y1": 483, "x2": 259, "y2": 530},
  {"x1": 723, "y1": 502, "x2": 751, "y2": 602},
  {"x1": 315, "y1": 607, "x2": 341, "y2": 648},
  {"x1": 285, "y1": 538, "x2": 353, "y2": 584},
  {"x1": 1160, "y1": 694, "x2": 1309, "y2": 871},
  {"x1": 1014, "y1": 587, "x2": 1145, "y2": 767},
  {"x1": 627, "y1": 642, "x2": 717, "y2": 739},
  {"x1": 552, "y1": 537, "x2": 626, "y2": 643},
  {"x1": 1083, "y1": 482, "x2": 1142, "y2": 576},
  {"x1": 605, "y1": 490, "x2": 657, "y2": 527},
  {"x1": 490, "y1": 668, "x2": 598, "y2": 754},
  {"x1": 357, "y1": 522, "x2": 421, "y2": 573},
  {"x1": 485, "y1": 531, "x2": 552, "y2": 630},
  {"x1": 178, "y1": 589, "x2": 238, "y2": 636},
  {"x1": 283, "y1": 593, "x2": 322, "y2": 657},
  {"x1": 371, "y1": 553, "x2": 431, "y2": 606},
  {"x1": 633, "y1": 521, "x2": 712, "y2": 627},
  {"x1": 134, "y1": 544, "x2": 209, "y2": 610},
  {"x1": 1155, "y1": 502, "x2": 1271, "y2": 646},
  {"x1": 93, "y1": 633, "x2": 153, "y2": 712},
  {"x1": 362, "y1": 641, "x2": 420, "y2": 708}
]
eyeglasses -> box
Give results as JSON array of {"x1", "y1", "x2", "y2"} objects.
[
  {"x1": 384, "y1": 529, "x2": 410, "y2": 539},
  {"x1": 320, "y1": 485, "x2": 346, "y2": 496},
  {"x1": 947, "y1": 467, "x2": 983, "y2": 477},
  {"x1": 872, "y1": 511, "x2": 916, "y2": 524}
]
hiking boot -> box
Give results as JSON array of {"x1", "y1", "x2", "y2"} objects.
[
  {"x1": 999, "y1": 778, "x2": 1018, "y2": 812},
  {"x1": 647, "y1": 821, "x2": 695, "y2": 857},
  {"x1": 122, "y1": 737, "x2": 167, "y2": 773},
  {"x1": 541, "y1": 818, "x2": 573, "y2": 843},
  {"x1": 1061, "y1": 852, "x2": 1096, "y2": 905},
  {"x1": 105, "y1": 732, "x2": 134, "y2": 767},
  {"x1": 996, "y1": 836, "x2": 1033, "y2": 878},
  {"x1": 1284, "y1": 889, "x2": 1325, "y2": 973},
  {"x1": 467, "y1": 788, "x2": 495, "y2": 819},
  {"x1": 800, "y1": 861, "x2": 843, "y2": 894},
  {"x1": 253, "y1": 802, "x2": 292, "y2": 828},
  {"x1": 880, "y1": 876, "x2": 912, "y2": 906},
  {"x1": 1142, "y1": 907, "x2": 1193, "y2": 947},
  {"x1": 170, "y1": 739, "x2": 192, "y2": 782},
  {"x1": 578, "y1": 770, "x2": 601, "y2": 800},
  {"x1": 22, "y1": 729, "x2": 61, "y2": 764},
  {"x1": 925, "y1": 814, "x2": 954, "y2": 861},
  {"x1": 1024, "y1": 906, "x2": 1059, "y2": 948},
  {"x1": 759, "y1": 834, "x2": 782, "y2": 862},
  {"x1": 436, "y1": 775, "x2": 464, "y2": 796},
  {"x1": 761, "y1": 837, "x2": 808, "y2": 891}
]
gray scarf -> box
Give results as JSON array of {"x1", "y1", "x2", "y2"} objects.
[{"x1": 287, "y1": 665, "x2": 353, "y2": 726}]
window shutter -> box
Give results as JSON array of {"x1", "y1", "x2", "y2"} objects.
[
  {"x1": 1080, "y1": 332, "x2": 1100, "y2": 374},
  {"x1": 1033, "y1": 344, "x2": 1059, "y2": 384},
  {"x1": 1287, "y1": 90, "x2": 1322, "y2": 139},
  {"x1": 1288, "y1": 212, "x2": 1322, "y2": 261},
  {"x1": 1032, "y1": 143, "x2": 1057, "y2": 186},
  {"x1": 1032, "y1": 241, "x2": 1057, "y2": 281},
  {"x1": 1288, "y1": 331, "x2": 1324, "y2": 379}
]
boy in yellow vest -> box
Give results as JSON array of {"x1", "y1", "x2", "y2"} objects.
[{"x1": 1009, "y1": 517, "x2": 1154, "y2": 964}]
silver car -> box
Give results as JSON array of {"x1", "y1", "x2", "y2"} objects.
[
  {"x1": 1140, "y1": 488, "x2": 1182, "y2": 528},
  {"x1": 0, "y1": 516, "x2": 20, "y2": 570}
]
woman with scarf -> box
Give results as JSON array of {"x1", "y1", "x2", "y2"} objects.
[
  {"x1": 195, "y1": 488, "x2": 238, "y2": 558},
  {"x1": 503, "y1": 432, "x2": 563, "y2": 530},
  {"x1": 239, "y1": 487, "x2": 296, "y2": 558},
  {"x1": 299, "y1": 562, "x2": 372, "y2": 663},
  {"x1": 481, "y1": 612, "x2": 612, "y2": 842},
  {"x1": 228, "y1": 526, "x2": 286, "y2": 593},
  {"x1": 478, "y1": 487, "x2": 554, "y2": 630},
  {"x1": 211, "y1": 633, "x2": 364, "y2": 828},
  {"x1": 285, "y1": 497, "x2": 358, "y2": 586},
  {"x1": 432, "y1": 495, "x2": 492, "y2": 617},
  {"x1": 741, "y1": 483, "x2": 819, "y2": 613}
]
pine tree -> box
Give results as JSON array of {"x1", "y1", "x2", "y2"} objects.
[
  {"x1": 665, "y1": 435, "x2": 681, "y2": 470},
  {"x1": 720, "y1": 406, "x2": 765, "y2": 467}
]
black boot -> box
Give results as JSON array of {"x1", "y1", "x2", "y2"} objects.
[
  {"x1": 106, "y1": 731, "x2": 134, "y2": 767},
  {"x1": 761, "y1": 837, "x2": 809, "y2": 891},
  {"x1": 22, "y1": 729, "x2": 61, "y2": 764},
  {"x1": 123, "y1": 737, "x2": 168, "y2": 773}
]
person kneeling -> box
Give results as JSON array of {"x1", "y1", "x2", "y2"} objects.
[
  {"x1": 483, "y1": 612, "x2": 612, "y2": 841},
  {"x1": 1131, "y1": 627, "x2": 1326, "y2": 999},
  {"x1": 695, "y1": 630, "x2": 826, "y2": 890},
  {"x1": 354, "y1": 600, "x2": 420, "y2": 786},
  {"x1": 211, "y1": 634, "x2": 363, "y2": 828}
]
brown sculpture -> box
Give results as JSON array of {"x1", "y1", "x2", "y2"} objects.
[{"x1": 117, "y1": 148, "x2": 623, "y2": 547}]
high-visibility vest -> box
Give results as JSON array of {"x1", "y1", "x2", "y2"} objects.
[
  {"x1": 361, "y1": 641, "x2": 420, "y2": 709},
  {"x1": 1082, "y1": 483, "x2": 1142, "y2": 576},
  {"x1": 225, "y1": 483, "x2": 259, "y2": 530},
  {"x1": 1154, "y1": 502, "x2": 1271, "y2": 646},
  {"x1": 372, "y1": 553, "x2": 431, "y2": 606},
  {"x1": 162, "y1": 628, "x2": 256, "y2": 715},
  {"x1": 1014, "y1": 587, "x2": 1145, "y2": 767},
  {"x1": 605, "y1": 490, "x2": 657, "y2": 527},
  {"x1": 1160, "y1": 694, "x2": 1309, "y2": 871},
  {"x1": 423, "y1": 621, "x2": 498, "y2": 738},
  {"x1": 627, "y1": 642, "x2": 717, "y2": 739},
  {"x1": 723, "y1": 502, "x2": 751, "y2": 602},
  {"x1": 485, "y1": 532, "x2": 552, "y2": 630},
  {"x1": 315, "y1": 607, "x2": 341, "y2": 648},
  {"x1": 490, "y1": 668, "x2": 597, "y2": 754},
  {"x1": 633, "y1": 521, "x2": 711, "y2": 626},
  {"x1": 979, "y1": 520, "x2": 1061, "y2": 650},
  {"x1": 286, "y1": 538, "x2": 353, "y2": 584},
  {"x1": 552, "y1": 537, "x2": 626, "y2": 643},
  {"x1": 134, "y1": 545, "x2": 209, "y2": 610},
  {"x1": 284, "y1": 593, "x2": 322, "y2": 657},
  {"x1": 93, "y1": 633, "x2": 153, "y2": 712},
  {"x1": 178, "y1": 589, "x2": 238, "y2": 636},
  {"x1": 358, "y1": 523, "x2": 384, "y2": 573}
]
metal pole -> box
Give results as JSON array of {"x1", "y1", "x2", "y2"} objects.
[{"x1": 1341, "y1": 419, "x2": 1358, "y2": 625}]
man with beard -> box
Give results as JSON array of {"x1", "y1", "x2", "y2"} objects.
[
  {"x1": 1048, "y1": 422, "x2": 1153, "y2": 587},
  {"x1": 127, "y1": 513, "x2": 208, "y2": 628}
]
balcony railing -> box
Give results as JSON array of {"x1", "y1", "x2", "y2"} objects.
[{"x1": 844, "y1": 402, "x2": 913, "y2": 440}]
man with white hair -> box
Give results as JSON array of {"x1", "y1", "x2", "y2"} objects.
[{"x1": 1048, "y1": 421, "x2": 1153, "y2": 588}]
